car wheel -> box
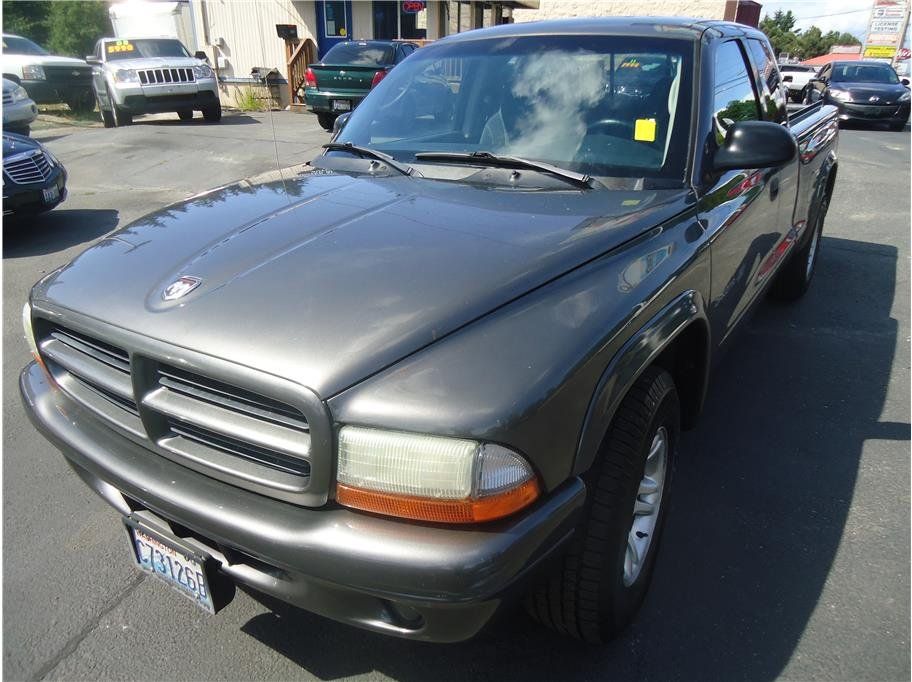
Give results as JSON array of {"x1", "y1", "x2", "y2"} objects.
[
  {"x1": 177, "y1": 109, "x2": 194, "y2": 121},
  {"x1": 526, "y1": 366, "x2": 679, "y2": 643},
  {"x1": 97, "y1": 95, "x2": 115, "y2": 128},
  {"x1": 769, "y1": 190, "x2": 830, "y2": 301},
  {"x1": 889, "y1": 120, "x2": 907, "y2": 131},
  {"x1": 317, "y1": 113, "x2": 335, "y2": 131},
  {"x1": 112, "y1": 101, "x2": 132, "y2": 127},
  {"x1": 202, "y1": 101, "x2": 222, "y2": 122}
]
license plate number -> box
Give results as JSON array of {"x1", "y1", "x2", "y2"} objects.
[
  {"x1": 127, "y1": 524, "x2": 214, "y2": 613},
  {"x1": 331, "y1": 99, "x2": 351, "y2": 111},
  {"x1": 42, "y1": 186, "x2": 59, "y2": 204}
]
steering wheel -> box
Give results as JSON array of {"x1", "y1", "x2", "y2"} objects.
[{"x1": 587, "y1": 118, "x2": 636, "y2": 137}]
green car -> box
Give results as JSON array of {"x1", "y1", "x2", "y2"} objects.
[{"x1": 304, "y1": 40, "x2": 418, "y2": 130}]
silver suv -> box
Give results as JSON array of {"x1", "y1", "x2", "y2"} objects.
[{"x1": 89, "y1": 36, "x2": 220, "y2": 127}]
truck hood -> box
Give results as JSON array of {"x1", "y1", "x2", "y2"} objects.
[
  {"x1": 103, "y1": 56, "x2": 202, "y2": 69},
  {"x1": 34, "y1": 167, "x2": 690, "y2": 397},
  {"x1": 3, "y1": 53, "x2": 88, "y2": 67}
]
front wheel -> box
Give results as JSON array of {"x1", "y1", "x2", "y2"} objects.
[
  {"x1": 177, "y1": 109, "x2": 194, "y2": 121},
  {"x1": 889, "y1": 120, "x2": 907, "y2": 131},
  {"x1": 67, "y1": 91, "x2": 94, "y2": 113},
  {"x1": 97, "y1": 95, "x2": 115, "y2": 128},
  {"x1": 526, "y1": 366, "x2": 679, "y2": 642},
  {"x1": 202, "y1": 101, "x2": 222, "y2": 122},
  {"x1": 769, "y1": 191, "x2": 830, "y2": 301},
  {"x1": 112, "y1": 101, "x2": 132, "y2": 127}
]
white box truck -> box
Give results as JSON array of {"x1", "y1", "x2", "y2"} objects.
[{"x1": 108, "y1": 1, "x2": 197, "y2": 53}]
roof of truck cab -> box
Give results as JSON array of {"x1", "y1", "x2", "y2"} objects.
[{"x1": 436, "y1": 17, "x2": 765, "y2": 43}]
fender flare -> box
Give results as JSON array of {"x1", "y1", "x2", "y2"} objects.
[{"x1": 571, "y1": 289, "x2": 710, "y2": 477}]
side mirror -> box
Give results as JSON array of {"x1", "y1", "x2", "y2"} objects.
[
  {"x1": 713, "y1": 120, "x2": 797, "y2": 172},
  {"x1": 332, "y1": 112, "x2": 351, "y2": 138},
  {"x1": 194, "y1": 50, "x2": 210, "y2": 63},
  {"x1": 85, "y1": 56, "x2": 100, "y2": 65},
  {"x1": 902, "y1": 78, "x2": 910, "y2": 87}
]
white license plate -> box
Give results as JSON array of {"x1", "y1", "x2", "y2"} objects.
[
  {"x1": 127, "y1": 524, "x2": 215, "y2": 613},
  {"x1": 42, "y1": 186, "x2": 59, "y2": 204},
  {"x1": 331, "y1": 99, "x2": 351, "y2": 111}
]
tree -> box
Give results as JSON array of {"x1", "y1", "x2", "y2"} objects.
[
  {"x1": 759, "y1": 11, "x2": 861, "y2": 60},
  {"x1": 46, "y1": 1, "x2": 112, "y2": 59},
  {"x1": 2, "y1": 1, "x2": 51, "y2": 46}
]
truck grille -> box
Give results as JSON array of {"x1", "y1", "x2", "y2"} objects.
[
  {"x1": 138, "y1": 68, "x2": 195, "y2": 85},
  {"x1": 34, "y1": 322, "x2": 321, "y2": 504},
  {"x1": 2, "y1": 91, "x2": 13, "y2": 105},
  {"x1": 42, "y1": 65, "x2": 93, "y2": 85},
  {"x1": 4, "y1": 150, "x2": 52, "y2": 185}
]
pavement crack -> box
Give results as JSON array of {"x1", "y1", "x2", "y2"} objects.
[{"x1": 29, "y1": 573, "x2": 146, "y2": 681}]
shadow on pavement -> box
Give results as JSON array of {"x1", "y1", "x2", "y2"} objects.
[
  {"x1": 139, "y1": 113, "x2": 261, "y2": 127},
  {"x1": 239, "y1": 235, "x2": 903, "y2": 680},
  {"x1": 3, "y1": 208, "x2": 119, "y2": 259}
]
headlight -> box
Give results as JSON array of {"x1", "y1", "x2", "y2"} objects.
[
  {"x1": 193, "y1": 64, "x2": 213, "y2": 79},
  {"x1": 21, "y1": 65, "x2": 46, "y2": 81},
  {"x1": 113, "y1": 68, "x2": 139, "y2": 83},
  {"x1": 900, "y1": 90, "x2": 910, "y2": 102},
  {"x1": 10, "y1": 85, "x2": 30, "y2": 102},
  {"x1": 828, "y1": 89, "x2": 852, "y2": 102},
  {"x1": 336, "y1": 426, "x2": 540, "y2": 523}
]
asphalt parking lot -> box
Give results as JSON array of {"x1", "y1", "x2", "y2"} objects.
[{"x1": 3, "y1": 110, "x2": 910, "y2": 681}]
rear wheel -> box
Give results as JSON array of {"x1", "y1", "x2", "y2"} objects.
[
  {"x1": 202, "y1": 101, "x2": 222, "y2": 122},
  {"x1": 526, "y1": 366, "x2": 679, "y2": 643},
  {"x1": 317, "y1": 113, "x2": 335, "y2": 131},
  {"x1": 769, "y1": 191, "x2": 830, "y2": 301},
  {"x1": 177, "y1": 109, "x2": 194, "y2": 121}
]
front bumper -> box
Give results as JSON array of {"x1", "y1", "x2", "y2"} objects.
[
  {"x1": 109, "y1": 79, "x2": 219, "y2": 114},
  {"x1": 2, "y1": 100, "x2": 39, "y2": 128},
  {"x1": 3, "y1": 166, "x2": 67, "y2": 215},
  {"x1": 21, "y1": 79, "x2": 93, "y2": 105},
  {"x1": 20, "y1": 361, "x2": 585, "y2": 642},
  {"x1": 831, "y1": 99, "x2": 910, "y2": 123}
]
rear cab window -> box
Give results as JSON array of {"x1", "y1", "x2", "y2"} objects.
[{"x1": 323, "y1": 42, "x2": 393, "y2": 66}]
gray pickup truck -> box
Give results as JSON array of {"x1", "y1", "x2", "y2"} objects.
[{"x1": 21, "y1": 18, "x2": 838, "y2": 643}]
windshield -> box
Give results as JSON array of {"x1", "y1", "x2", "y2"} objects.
[
  {"x1": 322, "y1": 42, "x2": 393, "y2": 66},
  {"x1": 831, "y1": 63, "x2": 899, "y2": 84},
  {"x1": 104, "y1": 38, "x2": 190, "y2": 61},
  {"x1": 336, "y1": 35, "x2": 694, "y2": 185},
  {"x1": 2, "y1": 35, "x2": 48, "y2": 56}
]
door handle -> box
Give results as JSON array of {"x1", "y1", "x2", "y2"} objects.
[{"x1": 769, "y1": 176, "x2": 780, "y2": 200}]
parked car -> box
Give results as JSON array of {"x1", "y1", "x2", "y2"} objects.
[
  {"x1": 304, "y1": 40, "x2": 419, "y2": 130},
  {"x1": 1, "y1": 33, "x2": 94, "y2": 111},
  {"x1": 804, "y1": 60, "x2": 910, "y2": 130},
  {"x1": 88, "y1": 36, "x2": 220, "y2": 127},
  {"x1": 2, "y1": 78, "x2": 38, "y2": 135},
  {"x1": 21, "y1": 18, "x2": 839, "y2": 644},
  {"x1": 779, "y1": 63, "x2": 818, "y2": 102},
  {"x1": 3, "y1": 131, "x2": 66, "y2": 215}
]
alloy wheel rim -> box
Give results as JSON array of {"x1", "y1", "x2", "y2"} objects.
[{"x1": 623, "y1": 426, "x2": 668, "y2": 587}]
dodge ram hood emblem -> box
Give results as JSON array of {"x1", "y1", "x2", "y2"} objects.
[{"x1": 162, "y1": 275, "x2": 202, "y2": 300}]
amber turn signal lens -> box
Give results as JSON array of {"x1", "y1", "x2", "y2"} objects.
[{"x1": 336, "y1": 478, "x2": 541, "y2": 524}]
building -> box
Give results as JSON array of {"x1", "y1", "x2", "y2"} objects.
[
  {"x1": 801, "y1": 46, "x2": 862, "y2": 68},
  {"x1": 108, "y1": 0, "x2": 762, "y2": 109}
]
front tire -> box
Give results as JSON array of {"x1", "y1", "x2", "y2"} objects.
[
  {"x1": 202, "y1": 101, "x2": 222, "y2": 122},
  {"x1": 97, "y1": 94, "x2": 115, "y2": 128},
  {"x1": 177, "y1": 109, "x2": 194, "y2": 121},
  {"x1": 112, "y1": 101, "x2": 132, "y2": 127},
  {"x1": 769, "y1": 190, "x2": 830, "y2": 301},
  {"x1": 526, "y1": 366, "x2": 679, "y2": 643},
  {"x1": 889, "y1": 120, "x2": 907, "y2": 131}
]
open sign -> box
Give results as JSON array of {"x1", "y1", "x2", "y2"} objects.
[{"x1": 402, "y1": 1, "x2": 426, "y2": 13}]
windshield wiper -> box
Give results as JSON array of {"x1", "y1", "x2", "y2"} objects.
[
  {"x1": 414, "y1": 151, "x2": 592, "y2": 188},
  {"x1": 322, "y1": 142, "x2": 414, "y2": 177}
]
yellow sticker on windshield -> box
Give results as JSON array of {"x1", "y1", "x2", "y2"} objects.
[
  {"x1": 106, "y1": 40, "x2": 134, "y2": 53},
  {"x1": 634, "y1": 118, "x2": 657, "y2": 142}
]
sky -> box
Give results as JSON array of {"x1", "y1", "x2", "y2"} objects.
[{"x1": 759, "y1": 1, "x2": 875, "y2": 40}]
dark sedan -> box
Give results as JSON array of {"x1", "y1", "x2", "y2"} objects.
[
  {"x1": 806, "y1": 60, "x2": 910, "y2": 130},
  {"x1": 2, "y1": 132, "x2": 67, "y2": 216},
  {"x1": 303, "y1": 40, "x2": 418, "y2": 130}
]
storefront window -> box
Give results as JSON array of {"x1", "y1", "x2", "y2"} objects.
[
  {"x1": 373, "y1": 1, "x2": 426, "y2": 40},
  {"x1": 324, "y1": 1, "x2": 348, "y2": 38}
]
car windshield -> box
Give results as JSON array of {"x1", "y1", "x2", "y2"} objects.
[
  {"x1": 322, "y1": 42, "x2": 393, "y2": 66},
  {"x1": 2, "y1": 35, "x2": 48, "y2": 56},
  {"x1": 335, "y1": 35, "x2": 694, "y2": 185},
  {"x1": 831, "y1": 63, "x2": 899, "y2": 84},
  {"x1": 104, "y1": 38, "x2": 190, "y2": 61}
]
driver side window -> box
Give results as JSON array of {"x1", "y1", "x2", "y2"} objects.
[{"x1": 711, "y1": 41, "x2": 761, "y2": 146}]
